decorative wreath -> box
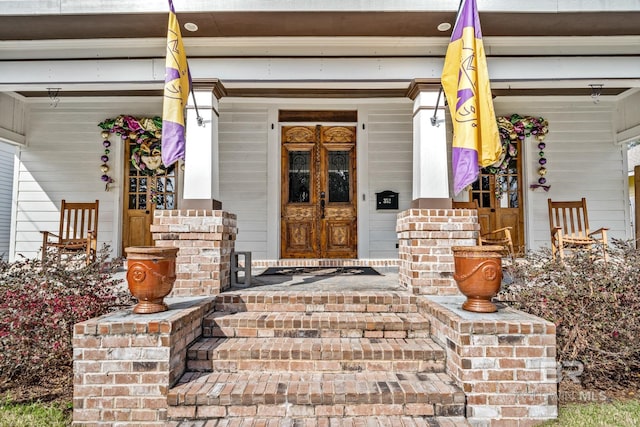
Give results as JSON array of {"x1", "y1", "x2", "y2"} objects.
[{"x1": 97, "y1": 115, "x2": 173, "y2": 190}]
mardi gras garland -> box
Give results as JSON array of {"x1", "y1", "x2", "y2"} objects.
[
  {"x1": 487, "y1": 114, "x2": 549, "y2": 198},
  {"x1": 97, "y1": 115, "x2": 171, "y2": 190}
]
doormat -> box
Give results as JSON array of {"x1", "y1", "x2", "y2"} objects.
[{"x1": 259, "y1": 266, "x2": 381, "y2": 276}]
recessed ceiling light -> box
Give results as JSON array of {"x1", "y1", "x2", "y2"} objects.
[
  {"x1": 184, "y1": 22, "x2": 199, "y2": 32},
  {"x1": 437, "y1": 22, "x2": 452, "y2": 32}
]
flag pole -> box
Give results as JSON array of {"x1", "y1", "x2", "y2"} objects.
[
  {"x1": 430, "y1": 87, "x2": 443, "y2": 127},
  {"x1": 431, "y1": 0, "x2": 465, "y2": 127},
  {"x1": 190, "y1": 88, "x2": 204, "y2": 126}
]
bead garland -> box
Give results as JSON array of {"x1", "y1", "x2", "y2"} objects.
[
  {"x1": 535, "y1": 141, "x2": 550, "y2": 190},
  {"x1": 99, "y1": 131, "x2": 114, "y2": 191}
]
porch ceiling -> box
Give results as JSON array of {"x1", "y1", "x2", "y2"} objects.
[{"x1": 1, "y1": 11, "x2": 640, "y2": 40}]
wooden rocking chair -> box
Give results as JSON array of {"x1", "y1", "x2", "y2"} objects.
[
  {"x1": 41, "y1": 200, "x2": 99, "y2": 265},
  {"x1": 452, "y1": 200, "x2": 515, "y2": 259},
  {"x1": 547, "y1": 198, "x2": 608, "y2": 260}
]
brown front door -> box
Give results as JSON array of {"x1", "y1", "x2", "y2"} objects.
[
  {"x1": 281, "y1": 125, "x2": 357, "y2": 258},
  {"x1": 122, "y1": 139, "x2": 178, "y2": 253},
  {"x1": 469, "y1": 141, "x2": 525, "y2": 255}
]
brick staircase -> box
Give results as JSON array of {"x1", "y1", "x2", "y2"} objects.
[{"x1": 166, "y1": 291, "x2": 468, "y2": 426}]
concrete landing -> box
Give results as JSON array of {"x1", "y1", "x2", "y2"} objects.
[{"x1": 229, "y1": 268, "x2": 404, "y2": 292}]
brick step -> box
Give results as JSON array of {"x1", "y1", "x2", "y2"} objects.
[
  {"x1": 167, "y1": 371, "x2": 465, "y2": 420},
  {"x1": 215, "y1": 291, "x2": 417, "y2": 313},
  {"x1": 168, "y1": 415, "x2": 472, "y2": 426},
  {"x1": 203, "y1": 312, "x2": 429, "y2": 338},
  {"x1": 186, "y1": 337, "x2": 446, "y2": 373}
]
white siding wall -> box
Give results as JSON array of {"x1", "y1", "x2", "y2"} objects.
[
  {"x1": 365, "y1": 104, "x2": 413, "y2": 259},
  {"x1": 495, "y1": 98, "x2": 631, "y2": 252},
  {"x1": 0, "y1": 142, "x2": 15, "y2": 260},
  {"x1": 218, "y1": 103, "x2": 270, "y2": 259},
  {"x1": 13, "y1": 99, "x2": 161, "y2": 260}
]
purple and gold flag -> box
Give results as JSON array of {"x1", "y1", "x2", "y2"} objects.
[
  {"x1": 161, "y1": 0, "x2": 191, "y2": 168},
  {"x1": 441, "y1": 0, "x2": 501, "y2": 195}
]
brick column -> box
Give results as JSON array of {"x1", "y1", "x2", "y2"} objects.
[
  {"x1": 151, "y1": 209, "x2": 237, "y2": 296},
  {"x1": 397, "y1": 208, "x2": 478, "y2": 295},
  {"x1": 422, "y1": 296, "x2": 558, "y2": 426}
]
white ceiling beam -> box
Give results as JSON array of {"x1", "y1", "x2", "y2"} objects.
[
  {"x1": 2, "y1": 36, "x2": 640, "y2": 60},
  {"x1": 1, "y1": 56, "x2": 639, "y2": 92}
]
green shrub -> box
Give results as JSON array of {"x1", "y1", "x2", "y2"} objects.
[
  {"x1": 0, "y1": 247, "x2": 132, "y2": 391},
  {"x1": 501, "y1": 240, "x2": 640, "y2": 391}
]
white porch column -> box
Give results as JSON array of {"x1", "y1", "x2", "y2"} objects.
[
  {"x1": 181, "y1": 80, "x2": 227, "y2": 209},
  {"x1": 407, "y1": 80, "x2": 451, "y2": 209}
]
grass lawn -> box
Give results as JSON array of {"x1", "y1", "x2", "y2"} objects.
[
  {"x1": 543, "y1": 399, "x2": 640, "y2": 427},
  {"x1": 0, "y1": 400, "x2": 71, "y2": 427}
]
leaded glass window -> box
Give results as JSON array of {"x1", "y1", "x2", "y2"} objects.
[
  {"x1": 328, "y1": 150, "x2": 350, "y2": 202},
  {"x1": 288, "y1": 151, "x2": 310, "y2": 203}
]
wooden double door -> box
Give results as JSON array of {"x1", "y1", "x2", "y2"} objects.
[{"x1": 281, "y1": 125, "x2": 357, "y2": 258}]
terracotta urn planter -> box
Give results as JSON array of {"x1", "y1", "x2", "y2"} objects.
[
  {"x1": 124, "y1": 246, "x2": 179, "y2": 314},
  {"x1": 451, "y1": 245, "x2": 504, "y2": 313}
]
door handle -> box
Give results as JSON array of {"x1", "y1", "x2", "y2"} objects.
[
  {"x1": 320, "y1": 199, "x2": 325, "y2": 218},
  {"x1": 490, "y1": 208, "x2": 495, "y2": 212},
  {"x1": 145, "y1": 210, "x2": 150, "y2": 214}
]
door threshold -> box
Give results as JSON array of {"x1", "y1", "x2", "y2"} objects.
[{"x1": 251, "y1": 258, "x2": 399, "y2": 269}]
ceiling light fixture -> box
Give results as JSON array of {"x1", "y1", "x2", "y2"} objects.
[
  {"x1": 47, "y1": 87, "x2": 61, "y2": 108},
  {"x1": 437, "y1": 22, "x2": 452, "y2": 32},
  {"x1": 589, "y1": 84, "x2": 603, "y2": 104},
  {"x1": 184, "y1": 22, "x2": 199, "y2": 32}
]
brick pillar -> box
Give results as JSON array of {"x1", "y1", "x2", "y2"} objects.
[
  {"x1": 151, "y1": 209, "x2": 237, "y2": 296},
  {"x1": 397, "y1": 208, "x2": 478, "y2": 295}
]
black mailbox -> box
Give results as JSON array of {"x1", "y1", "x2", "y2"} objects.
[{"x1": 376, "y1": 191, "x2": 399, "y2": 210}]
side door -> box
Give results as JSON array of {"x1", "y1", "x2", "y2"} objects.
[
  {"x1": 470, "y1": 140, "x2": 524, "y2": 255},
  {"x1": 122, "y1": 138, "x2": 178, "y2": 252}
]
